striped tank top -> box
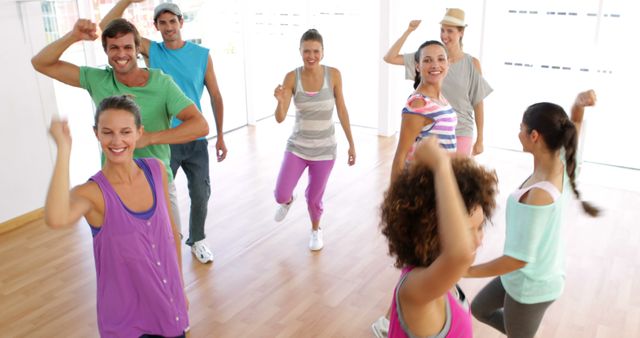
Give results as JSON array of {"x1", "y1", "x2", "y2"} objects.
[{"x1": 285, "y1": 65, "x2": 337, "y2": 161}]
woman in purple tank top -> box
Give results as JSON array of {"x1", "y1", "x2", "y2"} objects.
[
  {"x1": 45, "y1": 95, "x2": 188, "y2": 338},
  {"x1": 379, "y1": 137, "x2": 498, "y2": 338}
]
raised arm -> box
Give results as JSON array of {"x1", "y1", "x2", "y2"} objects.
[
  {"x1": 402, "y1": 137, "x2": 476, "y2": 303},
  {"x1": 136, "y1": 104, "x2": 209, "y2": 148},
  {"x1": 331, "y1": 68, "x2": 356, "y2": 166},
  {"x1": 273, "y1": 71, "x2": 295, "y2": 123},
  {"x1": 204, "y1": 54, "x2": 227, "y2": 161},
  {"x1": 99, "y1": 0, "x2": 151, "y2": 57},
  {"x1": 383, "y1": 20, "x2": 421, "y2": 65},
  {"x1": 44, "y1": 119, "x2": 93, "y2": 228},
  {"x1": 571, "y1": 89, "x2": 596, "y2": 136},
  {"x1": 31, "y1": 19, "x2": 98, "y2": 87}
]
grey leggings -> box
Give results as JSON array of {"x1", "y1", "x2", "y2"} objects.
[{"x1": 471, "y1": 277, "x2": 554, "y2": 338}]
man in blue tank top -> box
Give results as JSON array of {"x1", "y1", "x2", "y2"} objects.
[{"x1": 101, "y1": 1, "x2": 226, "y2": 264}]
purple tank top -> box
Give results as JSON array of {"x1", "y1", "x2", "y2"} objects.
[
  {"x1": 90, "y1": 158, "x2": 188, "y2": 337},
  {"x1": 388, "y1": 267, "x2": 473, "y2": 338}
]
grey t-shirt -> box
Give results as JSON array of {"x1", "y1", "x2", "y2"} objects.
[{"x1": 404, "y1": 53, "x2": 492, "y2": 136}]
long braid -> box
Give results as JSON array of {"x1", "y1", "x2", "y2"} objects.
[
  {"x1": 523, "y1": 102, "x2": 600, "y2": 217},
  {"x1": 562, "y1": 120, "x2": 600, "y2": 216}
]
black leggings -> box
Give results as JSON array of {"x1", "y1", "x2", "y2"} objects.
[{"x1": 471, "y1": 277, "x2": 554, "y2": 338}]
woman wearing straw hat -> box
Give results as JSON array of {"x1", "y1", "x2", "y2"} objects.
[{"x1": 384, "y1": 8, "x2": 492, "y2": 157}]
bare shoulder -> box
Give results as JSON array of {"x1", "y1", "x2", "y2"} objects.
[
  {"x1": 521, "y1": 187, "x2": 554, "y2": 206},
  {"x1": 328, "y1": 66, "x2": 341, "y2": 77},
  {"x1": 470, "y1": 56, "x2": 483, "y2": 73},
  {"x1": 72, "y1": 180, "x2": 102, "y2": 206},
  {"x1": 283, "y1": 70, "x2": 296, "y2": 84}
]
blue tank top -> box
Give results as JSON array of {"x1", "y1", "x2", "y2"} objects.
[{"x1": 149, "y1": 41, "x2": 209, "y2": 131}]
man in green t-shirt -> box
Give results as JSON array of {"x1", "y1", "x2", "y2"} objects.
[{"x1": 32, "y1": 18, "x2": 209, "y2": 234}]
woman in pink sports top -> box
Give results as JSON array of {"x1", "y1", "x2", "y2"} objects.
[{"x1": 380, "y1": 136, "x2": 498, "y2": 337}]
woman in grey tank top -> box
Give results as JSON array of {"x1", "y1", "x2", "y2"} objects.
[{"x1": 272, "y1": 29, "x2": 356, "y2": 252}]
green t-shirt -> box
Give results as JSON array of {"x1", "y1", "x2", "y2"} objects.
[
  {"x1": 79, "y1": 66, "x2": 193, "y2": 181},
  {"x1": 500, "y1": 171, "x2": 570, "y2": 304}
]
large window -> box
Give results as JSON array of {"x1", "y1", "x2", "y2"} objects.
[
  {"x1": 482, "y1": 0, "x2": 639, "y2": 168},
  {"x1": 36, "y1": 0, "x2": 639, "y2": 170}
]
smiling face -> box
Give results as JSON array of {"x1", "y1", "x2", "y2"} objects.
[
  {"x1": 417, "y1": 44, "x2": 449, "y2": 85},
  {"x1": 299, "y1": 40, "x2": 323, "y2": 69},
  {"x1": 440, "y1": 24, "x2": 464, "y2": 49},
  {"x1": 94, "y1": 108, "x2": 142, "y2": 164},
  {"x1": 105, "y1": 33, "x2": 138, "y2": 75},
  {"x1": 154, "y1": 12, "x2": 183, "y2": 43}
]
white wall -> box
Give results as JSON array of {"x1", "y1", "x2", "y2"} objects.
[
  {"x1": 481, "y1": 0, "x2": 640, "y2": 168},
  {"x1": 3, "y1": 0, "x2": 637, "y2": 224},
  {"x1": 0, "y1": 1, "x2": 56, "y2": 223}
]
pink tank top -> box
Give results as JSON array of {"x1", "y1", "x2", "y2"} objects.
[{"x1": 388, "y1": 267, "x2": 473, "y2": 338}]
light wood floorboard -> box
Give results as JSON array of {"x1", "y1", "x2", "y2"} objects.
[{"x1": 1, "y1": 120, "x2": 639, "y2": 337}]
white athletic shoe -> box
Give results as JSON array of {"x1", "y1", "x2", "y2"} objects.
[
  {"x1": 309, "y1": 228, "x2": 324, "y2": 251},
  {"x1": 191, "y1": 240, "x2": 213, "y2": 264},
  {"x1": 274, "y1": 195, "x2": 295, "y2": 222},
  {"x1": 371, "y1": 315, "x2": 389, "y2": 338}
]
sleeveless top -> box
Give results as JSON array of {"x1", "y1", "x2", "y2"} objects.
[
  {"x1": 149, "y1": 40, "x2": 209, "y2": 134},
  {"x1": 389, "y1": 267, "x2": 473, "y2": 338},
  {"x1": 285, "y1": 65, "x2": 337, "y2": 161},
  {"x1": 89, "y1": 158, "x2": 188, "y2": 337}
]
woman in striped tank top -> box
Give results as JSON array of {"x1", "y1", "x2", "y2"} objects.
[
  {"x1": 374, "y1": 40, "x2": 459, "y2": 338},
  {"x1": 272, "y1": 29, "x2": 356, "y2": 251},
  {"x1": 390, "y1": 40, "x2": 457, "y2": 183}
]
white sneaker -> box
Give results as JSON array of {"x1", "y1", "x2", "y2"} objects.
[
  {"x1": 371, "y1": 316, "x2": 389, "y2": 338},
  {"x1": 309, "y1": 228, "x2": 323, "y2": 251},
  {"x1": 274, "y1": 195, "x2": 295, "y2": 222},
  {"x1": 191, "y1": 240, "x2": 213, "y2": 264}
]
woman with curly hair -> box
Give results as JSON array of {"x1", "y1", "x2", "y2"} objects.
[{"x1": 380, "y1": 136, "x2": 498, "y2": 337}]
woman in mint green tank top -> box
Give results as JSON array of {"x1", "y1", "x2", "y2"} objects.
[{"x1": 465, "y1": 91, "x2": 600, "y2": 338}]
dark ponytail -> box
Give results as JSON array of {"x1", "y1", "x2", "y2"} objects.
[
  {"x1": 522, "y1": 103, "x2": 600, "y2": 217},
  {"x1": 300, "y1": 28, "x2": 323, "y2": 47},
  {"x1": 412, "y1": 40, "x2": 447, "y2": 90},
  {"x1": 413, "y1": 69, "x2": 421, "y2": 90}
]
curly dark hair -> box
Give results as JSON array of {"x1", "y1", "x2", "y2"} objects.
[{"x1": 380, "y1": 157, "x2": 498, "y2": 269}]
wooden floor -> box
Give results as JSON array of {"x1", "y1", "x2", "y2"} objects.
[{"x1": 1, "y1": 120, "x2": 639, "y2": 337}]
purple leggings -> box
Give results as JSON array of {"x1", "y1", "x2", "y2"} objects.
[{"x1": 274, "y1": 151, "x2": 335, "y2": 222}]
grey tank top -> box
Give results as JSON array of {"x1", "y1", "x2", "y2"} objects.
[{"x1": 285, "y1": 65, "x2": 337, "y2": 161}]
